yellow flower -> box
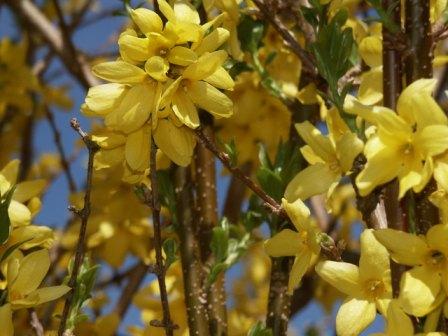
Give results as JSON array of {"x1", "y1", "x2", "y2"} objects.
[
  {"x1": 4, "y1": 249, "x2": 70, "y2": 309},
  {"x1": 370, "y1": 300, "x2": 414, "y2": 336},
  {"x1": 284, "y1": 108, "x2": 363, "y2": 202},
  {"x1": 374, "y1": 225, "x2": 448, "y2": 316},
  {"x1": 344, "y1": 79, "x2": 448, "y2": 198},
  {"x1": 316, "y1": 229, "x2": 392, "y2": 336},
  {"x1": 264, "y1": 198, "x2": 321, "y2": 293},
  {"x1": 0, "y1": 303, "x2": 13, "y2": 336}
]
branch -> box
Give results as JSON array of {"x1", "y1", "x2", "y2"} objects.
[
  {"x1": 57, "y1": 119, "x2": 99, "y2": 336},
  {"x1": 45, "y1": 107, "x2": 77, "y2": 192},
  {"x1": 149, "y1": 140, "x2": 177, "y2": 335},
  {"x1": 29, "y1": 309, "x2": 44, "y2": 336},
  {"x1": 5, "y1": 0, "x2": 99, "y2": 89},
  {"x1": 194, "y1": 128, "x2": 285, "y2": 217},
  {"x1": 251, "y1": 0, "x2": 317, "y2": 78}
]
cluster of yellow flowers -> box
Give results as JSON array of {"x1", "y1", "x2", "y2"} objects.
[
  {"x1": 0, "y1": 161, "x2": 69, "y2": 334},
  {"x1": 82, "y1": 0, "x2": 235, "y2": 182}
]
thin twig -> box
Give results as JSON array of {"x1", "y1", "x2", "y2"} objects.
[
  {"x1": 251, "y1": 0, "x2": 317, "y2": 77},
  {"x1": 29, "y1": 309, "x2": 44, "y2": 336},
  {"x1": 5, "y1": 0, "x2": 99, "y2": 89},
  {"x1": 57, "y1": 119, "x2": 99, "y2": 336},
  {"x1": 194, "y1": 128, "x2": 285, "y2": 217},
  {"x1": 96, "y1": 262, "x2": 144, "y2": 290},
  {"x1": 150, "y1": 140, "x2": 177, "y2": 335},
  {"x1": 45, "y1": 107, "x2": 77, "y2": 192}
]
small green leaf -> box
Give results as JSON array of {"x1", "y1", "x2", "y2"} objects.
[
  {"x1": 248, "y1": 322, "x2": 273, "y2": 336},
  {"x1": 237, "y1": 15, "x2": 266, "y2": 53}
]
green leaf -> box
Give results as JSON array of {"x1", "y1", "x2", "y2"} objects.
[
  {"x1": 0, "y1": 186, "x2": 15, "y2": 245},
  {"x1": 157, "y1": 170, "x2": 177, "y2": 223},
  {"x1": 223, "y1": 59, "x2": 253, "y2": 79},
  {"x1": 163, "y1": 238, "x2": 178, "y2": 269},
  {"x1": 211, "y1": 227, "x2": 229, "y2": 263},
  {"x1": 248, "y1": 322, "x2": 273, "y2": 336},
  {"x1": 237, "y1": 15, "x2": 266, "y2": 53}
]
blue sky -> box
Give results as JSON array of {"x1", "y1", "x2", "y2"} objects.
[{"x1": 0, "y1": 1, "x2": 384, "y2": 334}]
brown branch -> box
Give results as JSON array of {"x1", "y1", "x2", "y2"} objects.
[
  {"x1": 175, "y1": 166, "x2": 210, "y2": 335},
  {"x1": 96, "y1": 262, "x2": 143, "y2": 290},
  {"x1": 57, "y1": 119, "x2": 99, "y2": 336},
  {"x1": 194, "y1": 116, "x2": 227, "y2": 335},
  {"x1": 112, "y1": 262, "x2": 150, "y2": 319},
  {"x1": 251, "y1": 0, "x2": 317, "y2": 78},
  {"x1": 29, "y1": 309, "x2": 44, "y2": 336},
  {"x1": 45, "y1": 107, "x2": 77, "y2": 192},
  {"x1": 5, "y1": 0, "x2": 99, "y2": 89},
  {"x1": 194, "y1": 128, "x2": 285, "y2": 217},
  {"x1": 150, "y1": 140, "x2": 177, "y2": 335}
]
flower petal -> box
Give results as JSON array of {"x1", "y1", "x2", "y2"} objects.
[
  {"x1": 183, "y1": 50, "x2": 228, "y2": 80},
  {"x1": 264, "y1": 229, "x2": 301, "y2": 257},
  {"x1": 153, "y1": 119, "x2": 196, "y2": 167},
  {"x1": 358, "y1": 67, "x2": 383, "y2": 105},
  {"x1": 33, "y1": 285, "x2": 71, "y2": 305},
  {"x1": 12, "y1": 249, "x2": 50, "y2": 295},
  {"x1": 373, "y1": 229, "x2": 428, "y2": 265},
  {"x1": 13, "y1": 180, "x2": 46, "y2": 203},
  {"x1": 203, "y1": 67, "x2": 234, "y2": 90},
  {"x1": 145, "y1": 56, "x2": 169, "y2": 82},
  {"x1": 125, "y1": 126, "x2": 151, "y2": 171},
  {"x1": 427, "y1": 224, "x2": 448, "y2": 256},
  {"x1": 284, "y1": 164, "x2": 340, "y2": 202},
  {"x1": 295, "y1": 121, "x2": 335, "y2": 162},
  {"x1": 130, "y1": 8, "x2": 163, "y2": 35},
  {"x1": 336, "y1": 132, "x2": 364, "y2": 173},
  {"x1": 288, "y1": 250, "x2": 312, "y2": 293},
  {"x1": 172, "y1": 89, "x2": 200, "y2": 128},
  {"x1": 85, "y1": 83, "x2": 127, "y2": 114},
  {"x1": 194, "y1": 27, "x2": 230, "y2": 55},
  {"x1": 359, "y1": 229, "x2": 391, "y2": 284},
  {"x1": 400, "y1": 266, "x2": 442, "y2": 317},
  {"x1": 118, "y1": 34, "x2": 150, "y2": 62},
  {"x1": 416, "y1": 125, "x2": 448, "y2": 157},
  {"x1": 0, "y1": 304, "x2": 13, "y2": 336},
  {"x1": 385, "y1": 300, "x2": 414, "y2": 336},
  {"x1": 315, "y1": 261, "x2": 361, "y2": 297},
  {"x1": 336, "y1": 298, "x2": 376, "y2": 336},
  {"x1": 92, "y1": 61, "x2": 147, "y2": 84},
  {"x1": 187, "y1": 80, "x2": 233, "y2": 117},
  {"x1": 281, "y1": 198, "x2": 311, "y2": 232},
  {"x1": 168, "y1": 46, "x2": 198, "y2": 66}
]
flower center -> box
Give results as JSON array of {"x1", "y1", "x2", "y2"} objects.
[
  {"x1": 363, "y1": 279, "x2": 385, "y2": 299},
  {"x1": 159, "y1": 48, "x2": 168, "y2": 57},
  {"x1": 329, "y1": 161, "x2": 340, "y2": 173},
  {"x1": 426, "y1": 250, "x2": 446, "y2": 270},
  {"x1": 402, "y1": 142, "x2": 413, "y2": 155}
]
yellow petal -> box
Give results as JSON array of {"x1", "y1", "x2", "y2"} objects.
[
  {"x1": 434, "y1": 160, "x2": 448, "y2": 192},
  {"x1": 356, "y1": 146, "x2": 402, "y2": 196},
  {"x1": 416, "y1": 125, "x2": 448, "y2": 157},
  {"x1": 183, "y1": 50, "x2": 228, "y2": 80},
  {"x1": 157, "y1": 0, "x2": 176, "y2": 22},
  {"x1": 8, "y1": 225, "x2": 54, "y2": 250},
  {"x1": 172, "y1": 89, "x2": 200, "y2": 128},
  {"x1": 130, "y1": 8, "x2": 163, "y2": 35},
  {"x1": 0, "y1": 160, "x2": 19, "y2": 193},
  {"x1": 426, "y1": 224, "x2": 448, "y2": 256},
  {"x1": 85, "y1": 83, "x2": 127, "y2": 114},
  {"x1": 373, "y1": 229, "x2": 428, "y2": 265},
  {"x1": 33, "y1": 285, "x2": 71, "y2": 305},
  {"x1": 281, "y1": 198, "x2": 311, "y2": 232},
  {"x1": 173, "y1": 0, "x2": 200, "y2": 24},
  {"x1": 125, "y1": 126, "x2": 151, "y2": 171},
  {"x1": 0, "y1": 304, "x2": 13, "y2": 336},
  {"x1": 12, "y1": 249, "x2": 49, "y2": 296},
  {"x1": 288, "y1": 250, "x2": 312, "y2": 293},
  {"x1": 400, "y1": 266, "x2": 442, "y2": 317},
  {"x1": 118, "y1": 34, "x2": 150, "y2": 62},
  {"x1": 204, "y1": 67, "x2": 234, "y2": 90},
  {"x1": 397, "y1": 78, "x2": 447, "y2": 128},
  {"x1": 145, "y1": 56, "x2": 169, "y2": 82},
  {"x1": 359, "y1": 36, "x2": 383, "y2": 68},
  {"x1": 315, "y1": 261, "x2": 361, "y2": 297},
  {"x1": 300, "y1": 145, "x2": 325, "y2": 165},
  {"x1": 167, "y1": 46, "x2": 198, "y2": 66},
  {"x1": 358, "y1": 67, "x2": 383, "y2": 105},
  {"x1": 159, "y1": 77, "x2": 182, "y2": 110},
  {"x1": 295, "y1": 121, "x2": 336, "y2": 162},
  {"x1": 105, "y1": 82, "x2": 155, "y2": 134},
  {"x1": 12, "y1": 180, "x2": 46, "y2": 203},
  {"x1": 264, "y1": 229, "x2": 301, "y2": 257},
  {"x1": 92, "y1": 61, "x2": 147, "y2": 84},
  {"x1": 284, "y1": 164, "x2": 340, "y2": 202},
  {"x1": 194, "y1": 27, "x2": 230, "y2": 55},
  {"x1": 336, "y1": 132, "x2": 364, "y2": 173},
  {"x1": 336, "y1": 298, "x2": 376, "y2": 336},
  {"x1": 187, "y1": 80, "x2": 233, "y2": 117},
  {"x1": 8, "y1": 200, "x2": 31, "y2": 227},
  {"x1": 386, "y1": 300, "x2": 414, "y2": 336},
  {"x1": 153, "y1": 120, "x2": 195, "y2": 167},
  {"x1": 359, "y1": 229, "x2": 391, "y2": 284},
  {"x1": 94, "y1": 147, "x2": 125, "y2": 170}
]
